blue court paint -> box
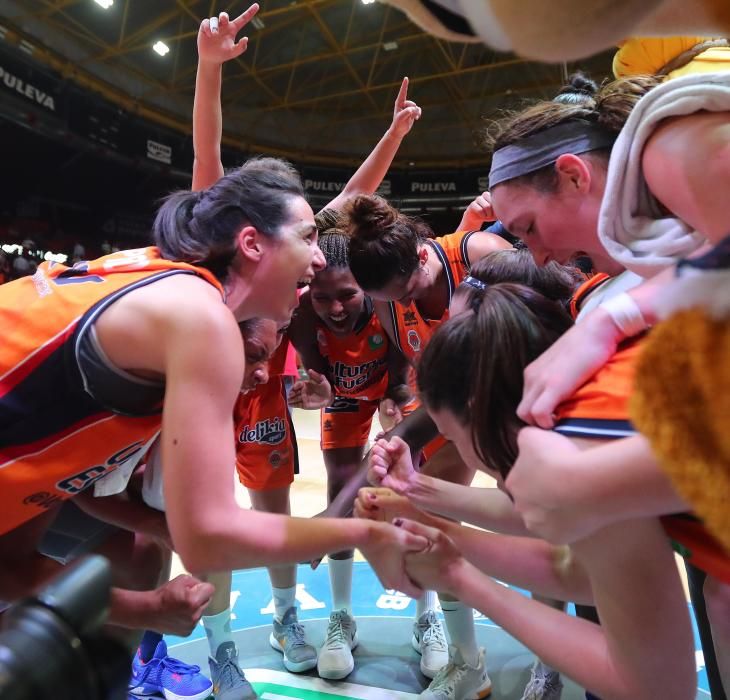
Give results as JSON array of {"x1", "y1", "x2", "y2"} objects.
[{"x1": 167, "y1": 562, "x2": 710, "y2": 695}]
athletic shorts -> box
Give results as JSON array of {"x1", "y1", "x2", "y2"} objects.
[
  {"x1": 235, "y1": 378, "x2": 299, "y2": 492},
  {"x1": 320, "y1": 397, "x2": 380, "y2": 451}
]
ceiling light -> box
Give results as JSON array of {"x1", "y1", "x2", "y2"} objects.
[
  {"x1": 361, "y1": 0, "x2": 376, "y2": 5},
  {"x1": 153, "y1": 41, "x2": 170, "y2": 57},
  {"x1": 251, "y1": 16, "x2": 265, "y2": 30},
  {"x1": 93, "y1": 0, "x2": 114, "y2": 8},
  {"x1": 383, "y1": 41, "x2": 398, "y2": 51}
]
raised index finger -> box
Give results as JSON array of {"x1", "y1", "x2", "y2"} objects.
[
  {"x1": 395, "y1": 76, "x2": 409, "y2": 109},
  {"x1": 231, "y1": 3, "x2": 260, "y2": 31}
]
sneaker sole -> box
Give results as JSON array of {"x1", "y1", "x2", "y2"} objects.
[
  {"x1": 410, "y1": 633, "x2": 447, "y2": 680},
  {"x1": 268, "y1": 632, "x2": 318, "y2": 673},
  {"x1": 316, "y1": 631, "x2": 359, "y2": 680},
  {"x1": 160, "y1": 687, "x2": 213, "y2": 700}
]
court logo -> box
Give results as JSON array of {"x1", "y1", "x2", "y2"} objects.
[
  {"x1": 407, "y1": 330, "x2": 421, "y2": 352},
  {"x1": 239, "y1": 417, "x2": 287, "y2": 445}
]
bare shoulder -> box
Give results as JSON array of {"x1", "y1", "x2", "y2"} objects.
[
  {"x1": 96, "y1": 271, "x2": 240, "y2": 376},
  {"x1": 466, "y1": 230, "x2": 512, "y2": 262}
]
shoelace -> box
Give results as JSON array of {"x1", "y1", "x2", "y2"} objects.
[
  {"x1": 420, "y1": 617, "x2": 447, "y2": 652},
  {"x1": 325, "y1": 615, "x2": 349, "y2": 648},
  {"x1": 430, "y1": 659, "x2": 467, "y2": 693},
  {"x1": 523, "y1": 668, "x2": 561, "y2": 700},
  {"x1": 156, "y1": 656, "x2": 202, "y2": 676},
  {"x1": 216, "y1": 654, "x2": 247, "y2": 689},
  {"x1": 285, "y1": 621, "x2": 308, "y2": 648}
]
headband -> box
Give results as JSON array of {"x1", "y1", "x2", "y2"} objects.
[{"x1": 489, "y1": 120, "x2": 617, "y2": 189}]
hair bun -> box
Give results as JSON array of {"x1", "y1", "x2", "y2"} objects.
[
  {"x1": 553, "y1": 72, "x2": 598, "y2": 106},
  {"x1": 346, "y1": 195, "x2": 397, "y2": 242}
]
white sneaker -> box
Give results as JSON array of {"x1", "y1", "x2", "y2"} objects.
[
  {"x1": 412, "y1": 610, "x2": 449, "y2": 678},
  {"x1": 317, "y1": 609, "x2": 358, "y2": 680},
  {"x1": 419, "y1": 645, "x2": 492, "y2": 700},
  {"x1": 520, "y1": 661, "x2": 563, "y2": 700}
]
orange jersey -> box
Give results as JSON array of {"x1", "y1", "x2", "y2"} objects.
[
  {"x1": 0, "y1": 247, "x2": 224, "y2": 534},
  {"x1": 388, "y1": 232, "x2": 474, "y2": 363},
  {"x1": 316, "y1": 302, "x2": 389, "y2": 401},
  {"x1": 553, "y1": 338, "x2": 642, "y2": 440},
  {"x1": 553, "y1": 326, "x2": 730, "y2": 581}
]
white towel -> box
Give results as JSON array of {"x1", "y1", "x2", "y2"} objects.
[{"x1": 598, "y1": 72, "x2": 730, "y2": 278}]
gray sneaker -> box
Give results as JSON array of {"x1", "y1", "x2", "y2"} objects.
[
  {"x1": 317, "y1": 609, "x2": 358, "y2": 680},
  {"x1": 521, "y1": 661, "x2": 564, "y2": 700},
  {"x1": 420, "y1": 645, "x2": 492, "y2": 700},
  {"x1": 269, "y1": 606, "x2": 318, "y2": 673},
  {"x1": 209, "y1": 641, "x2": 257, "y2": 700},
  {"x1": 412, "y1": 610, "x2": 449, "y2": 679}
]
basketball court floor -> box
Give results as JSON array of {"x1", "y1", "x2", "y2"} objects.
[{"x1": 166, "y1": 409, "x2": 712, "y2": 699}]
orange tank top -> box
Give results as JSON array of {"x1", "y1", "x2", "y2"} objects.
[
  {"x1": 388, "y1": 231, "x2": 473, "y2": 363},
  {"x1": 0, "y1": 247, "x2": 224, "y2": 534},
  {"x1": 316, "y1": 299, "x2": 389, "y2": 401}
]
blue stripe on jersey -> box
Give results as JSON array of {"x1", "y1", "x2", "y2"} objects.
[{"x1": 554, "y1": 418, "x2": 636, "y2": 440}]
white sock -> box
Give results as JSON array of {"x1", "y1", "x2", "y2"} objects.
[
  {"x1": 272, "y1": 585, "x2": 297, "y2": 622},
  {"x1": 416, "y1": 590, "x2": 438, "y2": 618},
  {"x1": 202, "y1": 608, "x2": 234, "y2": 657},
  {"x1": 440, "y1": 598, "x2": 479, "y2": 667},
  {"x1": 328, "y1": 556, "x2": 354, "y2": 614}
]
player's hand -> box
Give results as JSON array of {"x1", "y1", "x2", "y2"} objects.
[
  {"x1": 197, "y1": 4, "x2": 259, "y2": 65},
  {"x1": 388, "y1": 77, "x2": 422, "y2": 140},
  {"x1": 287, "y1": 370, "x2": 333, "y2": 410},
  {"x1": 148, "y1": 575, "x2": 215, "y2": 636},
  {"x1": 367, "y1": 436, "x2": 416, "y2": 494},
  {"x1": 458, "y1": 191, "x2": 496, "y2": 231}
]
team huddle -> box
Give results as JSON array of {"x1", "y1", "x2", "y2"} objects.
[{"x1": 0, "y1": 4, "x2": 729, "y2": 700}]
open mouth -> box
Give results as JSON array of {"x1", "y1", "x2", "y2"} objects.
[{"x1": 296, "y1": 276, "x2": 313, "y2": 289}]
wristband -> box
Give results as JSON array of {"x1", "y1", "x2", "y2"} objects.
[{"x1": 599, "y1": 292, "x2": 648, "y2": 338}]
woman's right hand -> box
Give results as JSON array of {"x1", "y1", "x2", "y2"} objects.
[
  {"x1": 367, "y1": 436, "x2": 417, "y2": 493},
  {"x1": 197, "y1": 4, "x2": 260, "y2": 65},
  {"x1": 517, "y1": 306, "x2": 622, "y2": 428}
]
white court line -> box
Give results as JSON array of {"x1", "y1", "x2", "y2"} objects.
[{"x1": 247, "y1": 667, "x2": 420, "y2": 699}]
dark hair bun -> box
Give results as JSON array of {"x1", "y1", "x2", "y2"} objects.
[
  {"x1": 345, "y1": 195, "x2": 397, "y2": 242},
  {"x1": 553, "y1": 72, "x2": 598, "y2": 105}
]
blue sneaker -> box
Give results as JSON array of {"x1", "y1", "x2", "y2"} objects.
[{"x1": 129, "y1": 639, "x2": 213, "y2": 700}]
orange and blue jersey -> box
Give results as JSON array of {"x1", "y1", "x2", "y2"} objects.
[
  {"x1": 553, "y1": 303, "x2": 730, "y2": 583},
  {"x1": 388, "y1": 231, "x2": 475, "y2": 363},
  {"x1": 316, "y1": 302, "x2": 389, "y2": 402},
  {"x1": 0, "y1": 247, "x2": 224, "y2": 534}
]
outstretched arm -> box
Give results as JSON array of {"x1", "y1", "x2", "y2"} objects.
[
  {"x1": 192, "y1": 5, "x2": 259, "y2": 192},
  {"x1": 401, "y1": 516, "x2": 695, "y2": 700},
  {"x1": 324, "y1": 76, "x2": 421, "y2": 211}
]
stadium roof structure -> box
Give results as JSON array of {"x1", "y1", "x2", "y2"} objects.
[{"x1": 0, "y1": 0, "x2": 614, "y2": 168}]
